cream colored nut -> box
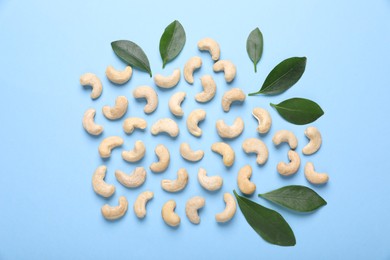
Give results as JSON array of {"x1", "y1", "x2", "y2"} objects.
[
  {"x1": 197, "y1": 168, "x2": 223, "y2": 191},
  {"x1": 213, "y1": 60, "x2": 236, "y2": 82},
  {"x1": 121, "y1": 140, "x2": 146, "y2": 162},
  {"x1": 133, "y1": 85, "x2": 158, "y2": 114},
  {"x1": 151, "y1": 118, "x2": 179, "y2": 137},
  {"x1": 304, "y1": 162, "x2": 329, "y2": 185},
  {"x1": 102, "y1": 96, "x2": 128, "y2": 120},
  {"x1": 154, "y1": 68, "x2": 181, "y2": 88},
  {"x1": 169, "y1": 92, "x2": 186, "y2": 117},
  {"x1": 242, "y1": 138, "x2": 269, "y2": 165},
  {"x1": 115, "y1": 167, "x2": 146, "y2": 188},
  {"x1": 221, "y1": 88, "x2": 246, "y2": 112},
  {"x1": 162, "y1": 200, "x2": 180, "y2": 227},
  {"x1": 216, "y1": 117, "x2": 244, "y2": 139},
  {"x1": 134, "y1": 191, "x2": 154, "y2": 219},
  {"x1": 195, "y1": 75, "x2": 217, "y2": 103},
  {"x1": 277, "y1": 150, "x2": 300, "y2": 176},
  {"x1": 252, "y1": 108, "x2": 272, "y2": 134},
  {"x1": 80, "y1": 73, "x2": 102, "y2": 99},
  {"x1": 184, "y1": 56, "x2": 202, "y2": 84},
  {"x1": 150, "y1": 144, "x2": 170, "y2": 173},
  {"x1": 215, "y1": 193, "x2": 236, "y2": 223},
  {"x1": 211, "y1": 142, "x2": 235, "y2": 167},
  {"x1": 273, "y1": 130, "x2": 298, "y2": 149},
  {"x1": 98, "y1": 136, "x2": 124, "y2": 158},
  {"x1": 186, "y1": 109, "x2": 206, "y2": 137},
  {"x1": 101, "y1": 196, "x2": 128, "y2": 220},
  {"x1": 302, "y1": 126, "x2": 322, "y2": 155},
  {"x1": 92, "y1": 165, "x2": 115, "y2": 198},
  {"x1": 105, "y1": 65, "x2": 132, "y2": 84},
  {"x1": 198, "y1": 37, "x2": 220, "y2": 61},
  {"x1": 185, "y1": 196, "x2": 205, "y2": 224},
  {"x1": 161, "y1": 168, "x2": 189, "y2": 192},
  {"x1": 237, "y1": 165, "x2": 256, "y2": 195},
  {"x1": 180, "y1": 143, "x2": 204, "y2": 162},
  {"x1": 123, "y1": 117, "x2": 147, "y2": 134},
  {"x1": 82, "y1": 108, "x2": 103, "y2": 136}
]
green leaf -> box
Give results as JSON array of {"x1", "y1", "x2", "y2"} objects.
[
  {"x1": 246, "y1": 27, "x2": 263, "y2": 73},
  {"x1": 159, "y1": 20, "x2": 186, "y2": 68},
  {"x1": 233, "y1": 190, "x2": 296, "y2": 246},
  {"x1": 270, "y1": 98, "x2": 324, "y2": 125},
  {"x1": 249, "y1": 57, "x2": 306, "y2": 95},
  {"x1": 111, "y1": 40, "x2": 152, "y2": 77},
  {"x1": 259, "y1": 185, "x2": 327, "y2": 212}
]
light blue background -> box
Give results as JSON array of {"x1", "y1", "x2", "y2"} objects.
[{"x1": 1, "y1": 0, "x2": 389, "y2": 259}]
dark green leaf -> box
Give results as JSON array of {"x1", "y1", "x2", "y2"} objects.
[
  {"x1": 259, "y1": 185, "x2": 327, "y2": 212},
  {"x1": 270, "y1": 98, "x2": 324, "y2": 125},
  {"x1": 111, "y1": 40, "x2": 152, "y2": 77},
  {"x1": 159, "y1": 20, "x2": 186, "y2": 68},
  {"x1": 249, "y1": 57, "x2": 306, "y2": 95},
  {"x1": 233, "y1": 190, "x2": 296, "y2": 246},
  {"x1": 246, "y1": 27, "x2": 263, "y2": 73}
]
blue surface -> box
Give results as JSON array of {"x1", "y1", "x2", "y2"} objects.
[{"x1": 1, "y1": 0, "x2": 390, "y2": 259}]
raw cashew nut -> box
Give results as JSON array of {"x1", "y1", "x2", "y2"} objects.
[
  {"x1": 101, "y1": 196, "x2": 128, "y2": 220},
  {"x1": 252, "y1": 108, "x2": 272, "y2": 134},
  {"x1": 121, "y1": 140, "x2": 146, "y2": 162},
  {"x1": 186, "y1": 109, "x2": 206, "y2": 137},
  {"x1": 180, "y1": 143, "x2": 204, "y2": 162},
  {"x1": 237, "y1": 165, "x2": 256, "y2": 195},
  {"x1": 169, "y1": 92, "x2": 186, "y2": 117},
  {"x1": 162, "y1": 200, "x2": 180, "y2": 227},
  {"x1": 105, "y1": 65, "x2": 132, "y2": 84},
  {"x1": 123, "y1": 117, "x2": 147, "y2": 134},
  {"x1": 304, "y1": 162, "x2": 329, "y2": 185},
  {"x1": 215, "y1": 193, "x2": 236, "y2": 223},
  {"x1": 133, "y1": 85, "x2": 158, "y2": 114},
  {"x1": 211, "y1": 142, "x2": 235, "y2": 167},
  {"x1": 80, "y1": 73, "x2": 102, "y2": 99},
  {"x1": 184, "y1": 56, "x2": 202, "y2": 84},
  {"x1": 185, "y1": 196, "x2": 205, "y2": 224},
  {"x1": 102, "y1": 96, "x2": 128, "y2": 120},
  {"x1": 302, "y1": 126, "x2": 322, "y2": 155},
  {"x1": 213, "y1": 60, "x2": 236, "y2": 82},
  {"x1": 92, "y1": 165, "x2": 115, "y2": 198},
  {"x1": 195, "y1": 75, "x2": 217, "y2": 103},
  {"x1": 115, "y1": 167, "x2": 146, "y2": 188},
  {"x1": 154, "y1": 68, "x2": 181, "y2": 88},
  {"x1": 221, "y1": 88, "x2": 246, "y2": 112},
  {"x1": 134, "y1": 191, "x2": 154, "y2": 219},
  {"x1": 151, "y1": 118, "x2": 179, "y2": 137},
  {"x1": 277, "y1": 150, "x2": 301, "y2": 176},
  {"x1": 150, "y1": 144, "x2": 170, "y2": 173},
  {"x1": 197, "y1": 168, "x2": 223, "y2": 191},
  {"x1": 198, "y1": 37, "x2": 220, "y2": 61},
  {"x1": 273, "y1": 130, "x2": 298, "y2": 149},
  {"x1": 98, "y1": 136, "x2": 124, "y2": 158},
  {"x1": 216, "y1": 117, "x2": 244, "y2": 139},
  {"x1": 161, "y1": 168, "x2": 189, "y2": 192},
  {"x1": 242, "y1": 138, "x2": 269, "y2": 165},
  {"x1": 82, "y1": 108, "x2": 103, "y2": 136}
]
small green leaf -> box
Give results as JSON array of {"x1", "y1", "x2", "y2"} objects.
[
  {"x1": 159, "y1": 20, "x2": 186, "y2": 68},
  {"x1": 233, "y1": 190, "x2": 296, "y2": 246},
  {"x1": 246, "y1": 27, "x2": 263, "y2": 73},
  {"x1": 270, "y1": 98, "x2": 324, "y2": 125},
  {"x1": 249, "y1": 57, "x2": 306, "y2": 95},
  {"x1": 259, "y1": 185, "x2": 327, "y2": 212},
  {"x1": 111, "y1": 40, "x2": 152, "y2": 77}
]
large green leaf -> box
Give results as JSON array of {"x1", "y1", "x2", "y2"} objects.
[
  {"x1": 246, "y1": 27, "x2": 263, "y2": 73},
  {"x1": 159, "y1": 20, "x2": 186, "y2": 68}
]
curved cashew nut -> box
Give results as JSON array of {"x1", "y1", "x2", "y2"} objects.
[
  {"x1": 92, "y1": 165, "x2": 115, "y2": 198},
  {"x1": 277, "y1": 150, "x2": 301, "y2": 176},
  {"x1": 186, "y1": 109, "x2": 206, "y2": 137},
  {"x1": 102, "y1": 96, "x2": 128, "y2": 120},
  {"x1": 115, "y1": 167, "x2": 146, "y2": 188},
  {"x1": 215, "y1": 193, "x2": 236, "y2": 223},
  {"x1": 105, "y1": 65, "x2": 132, "y2": 84},
  {"x1": 221, "y1": 88, "x2": 246, "y2": 112},
  {"x1": 302, "y1": 127, "x2": 322, "y2": 155},
  {"x1": 304, "y1": 162, "x2": 329, "y2": 185},
  {"x1": 161, "y1": 168, "x2": 189, "y2": 192},
  {"x1": 150, "y1": 144, "x2": 170, "y2": 173},
  {"x1": 252, "y1": 108, "x2": 272, "y2": 134},
  {"x1": 185, "y1": 196, "x2": 205, "y2": 224},
  {"x1": 242, "y1": 138, "x2": 269, "y2": 165},
  {"x1": 162, "y1": 200, "x2": 180, "y2": 227},
  {"x1": 151, "y1": 118, "x2": 179, "y2": 137},
  {"x1": 213, "y1": 60, "x2": 236, "y2": 82},
  {"x1": 134, "y1": 191, "x2": 154, "y2": 219},
  {"x1": 237, "y1": 165, "x2": 256, "y2": 195},
  {"x1": 80, "y1": 73, "x2": 102, "y2": 99},
  {"x1": 211, "y1": 142, "x2": 235, "y2": 167},
  {"x1": 123, "y1": 117, "x2": 147, "y2": 134},
  {"x1": 180, "y1": 143, "x2": 204, "y2": 162},
  {"x1": 101, "y1": 196, "x2": 128, "y2": 220},
  {"x1": 197, "y1": 168, "x2": 223, "y2": 191},
  {"x1": 133, "y1": 85, "x2": 158, "y2": 114},
  {"x1": 184, "y1": 56, "x2": 202, "y2": 84},
  {"x1": 154, "y1": 68, "x2": 181, "y2": 88},
  {"x1": 216, "y1": 117, "x2": 244, "y2": 139},
  {"x1": 98, "y1": 136, "x2": 124, "y2": 158},
  {"x1": 273, "y1": 130, "x2": 298, "y2": 149},
  {"x1": 169, "y1": 92, "x2": 186, "y2": 117},
  {"x1": 121, "y1": 140, "x2": 146, "y2": 162},
  {"x1": 195, "y1": 75, "x2": 217, "y2": 103},
  {"x1": 198, "y1": 37, "x2": 220, "y2": 61},
  {"x1": 82, "y1": 108, "x2": 103, "y2": 136}
]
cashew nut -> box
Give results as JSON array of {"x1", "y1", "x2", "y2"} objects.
[
  {"x1": 184, "y1": 56, "x2": 202, "y2": 84},
  {"x1": 186, "y1": 109, "x2": 206, "y2": 137},
  {"x1": 252, "y1": 108, "x2": 272, "y2": 134},
  {"x1": 195, "y1": 75, "x2": 216, "y2": 103},
  {"x1": 302, "y1": 126, "x2": 322, "y2": 155},
  {"x1": 101, "y1": 196, "x2": 128, "y2": 220},
  {"x1": 216, "y1": 117, "x2": 244, "y2": 139},
  {"x1": 185, "y1": 196, "x2": 205, "y2": 224},
  {"x1": 133, "y1": 191, "x2": 154, "y2": 219},
  {"x1": 154, "y1": 68, "x2": 181, "y2": 88},
  {"x1": 123, "y1": 117, "x2": 147, "y2": 134},
  {"x1": 115, "y1": 167, "x2": 146, "y2": 188},
  {"x1": 133, "y1": 85, "x2": 158, "y2": 114},
  {"x1": 151, "y1": 118, "x2": 179, "y2": 137},
  {"x1": 162, "y1": 200, "x2": 180, "y2": 227},
  {"x1": 121, "y1": 140, "x2": 146, "y2": 162},
  {"x1": 221, "y1": 88, "x2": 246, "y2": 112},
  {"x1": 277, "y1": 150, "x2": 301, "y2": 176},
  {"x1": 180, "y1": 143, "x2": 204, "y2": 162},
  {"x1": 98, "y1": 136, "x2": 124, "y2": 158},
  {"x1": 197, "y1": 168, "x2": 223, "y2": 191},
  {"x1": 215, "y1": 193, "x2": 236, "y2": 223},
  {"x1": 150, "y1": 144, "x2": 170, "y2": 173},
  {"x1": 273, "y1": 130, "x2": 298, "y2": 149},
  {"x1": 198, "y1": 37, "x2": 220, "y2": 61},
  {"x1": 304, "y1": 162, "x2": 329, "y2": 185},
  {"x1": 211, "y1": 142, "x2": 235, "y2": 167},
  {"x1": 102, "y1": 96, "x2": 128, "y2": 120},
  {"x1": 161, "y1": 168, "x2": 188, "y2": 192},
  {"x1": 242, "y1": 138, "x2": 269, "y2": 165},
  {"x1": 213, "y1": 60, "x2": 236, "y2": 82},
  {"x1": 237, "y1": 165, "x2": 256, "y2": 195},
  {"x1": 80, "y1": 73, "x2": 102, "y2": 99},
  {"x1": 82, "y1": 108, "x2": 103, "y2": 136},
  {"x1": 105, "y1": 65, "x2": 132, "y2": 84},
  {"x1": 92, "y1": 165, "x2": 115, "y2": 198},
  {"x1": 169, "y1": 92, "x2": 186, "y2": 117}
]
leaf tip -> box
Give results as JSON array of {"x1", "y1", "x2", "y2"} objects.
[{"x1": 270, "y1": 103, "x2": 276, "y2": 108}]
